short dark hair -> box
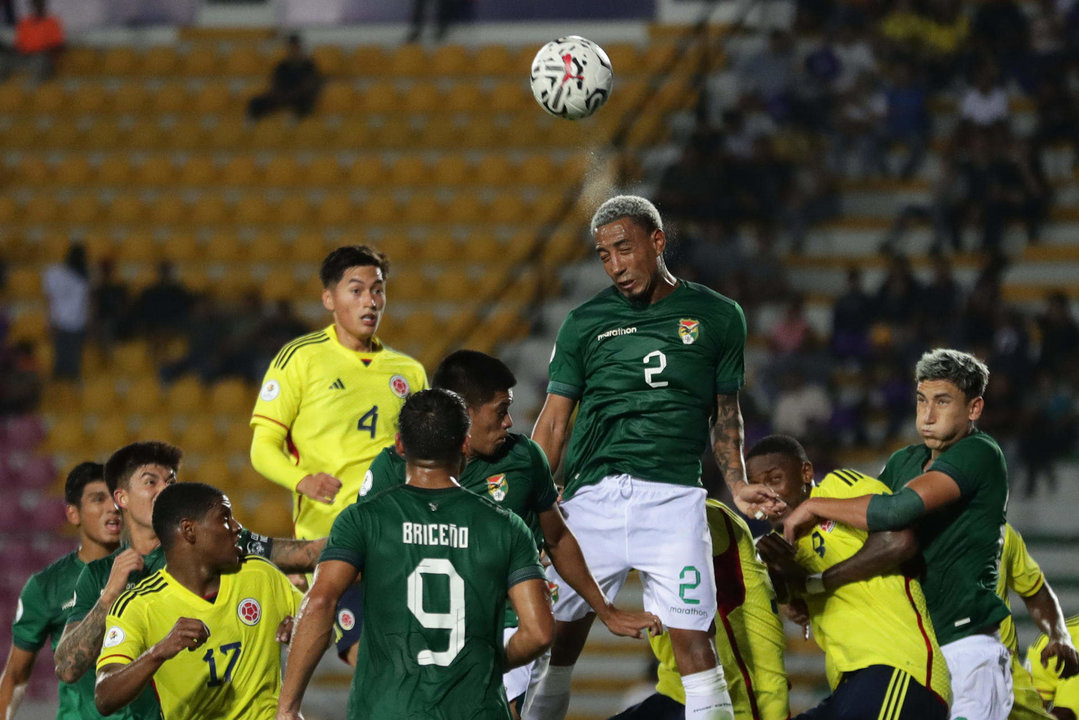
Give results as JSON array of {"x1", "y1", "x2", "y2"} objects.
[
  {"x1": 398, "y1": 389, "x2": 471, "y2": 467},
  {"x1": 432, "y1": 350, "x2": 516, "y2": 408},
  {"x1": 319, "y1": 245, "x2": 390, "y2": 288},
  {"x1": 64, "y1": 461, "x2": 105, "y2": 506},
  {"x1": 152, "y1": 482, "x2": 224, "y2": 552},
  {"x1": 104, "y1": 441, "x2": 182, "y2": 494},
  {"x1": 914, "y1": 348, "x2": 990, "y2": 401},
  {"x1": 746, "y1": 434, "x2": 810, "y2": 465}
]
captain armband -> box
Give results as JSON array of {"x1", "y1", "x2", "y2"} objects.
[{"x1": 865, "y1": 487, "x2": 926, "y2": 532}]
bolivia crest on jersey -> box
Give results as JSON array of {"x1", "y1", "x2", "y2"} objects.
[
  {"x1": 678, "y1": 319, "x2": 700, "y2": 345},
  {"x1": 487, "y1": 474, "x2": 508, "y2": 502}
]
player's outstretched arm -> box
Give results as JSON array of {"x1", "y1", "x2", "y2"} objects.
[
  {"x1": 712, "y1": 393, "x2": 782, "y2": 517},
  {"x1": 537, "y1": 507, "x2": 661, "y2": 639},
  {"x1": 278, "y1": 560, "x2": 355, "y2": 718},
  {"x1": 0, "y1": 645, "x2": 37, "y2": 718},
  {"x1": 1025, "y1": 582, "x2": 1079, "y2": 679},
  {"x1": 251, "y1": 424, "x2": 342, "y2": 504},
  {"x1": 56, "y1": 549, "x2": 143, "y2": 683},
  {"x1": 270, "y1": 537, "x2": 327, "y2": 574},
  {"x1": 815, "y1": 528, "x2": 918, "y2": 593},
  {"x1": 95, "y1": 618, "x2": 209, "y2": 716},
  {"x1": 531, "y1": 394, "x2": 577, "y2": 476},
  {"x1": 505, "y1": 579, "x2": 554, "y2": 670}
]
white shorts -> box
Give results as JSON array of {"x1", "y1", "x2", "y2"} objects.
[
  {"x1": 942, "y1": 633, "x2": 1013, "y2": 720},
  {"x1": 546, "y1": 474, "x2": 716, "y2": 632},
  {"x1": 503, "y1": 627, "x2": 534, "y2": 702}
]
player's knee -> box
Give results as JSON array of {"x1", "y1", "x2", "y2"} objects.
[{"x1": 669, "y1": 628, "x2": 718, "y2": 674}]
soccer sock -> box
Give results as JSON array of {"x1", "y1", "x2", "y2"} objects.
[
  {"x1": 682, "y1": 667, "x2": 734, "y2": 720},
  {"x1": 521, "y1": 663, "x2": 574, "y2": 720}
]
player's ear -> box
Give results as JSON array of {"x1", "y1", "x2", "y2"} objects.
[
  {"x1": 113, "y1": 487, "x2": 128, "y2": 511},
  {"x1": 967, "y1": 395, "x2": 984, "y2": 422},
  {"x1": 800, "y1": 461, "x2": 814, "y2": 489},
  {"x1": 179, "y1": 517, "x2": 198, "y2": 545},
  {"x1": 652, "y1": 228, "x2": 666, "y2": 256},
  {"x1": 394, "y1": 433, "x2": 405, "y2": 455},
  {"x1": 64, "y1": 503, "x2": 81, "y2": 527},
  {"x1": 321, "y1": 286, "x2": 335, "y2": 313}
]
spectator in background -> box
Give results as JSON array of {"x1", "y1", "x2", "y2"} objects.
[
  {"x1": 42, "y1": 244, "x2": 89, "y2": 381},
  {"x1": 831, "y1": 267, "x2": 873, "y2": 365},
  {"x1": 831, "y1": 72, "x2": 888, "y2": 178},
  {"x1": 921, "y1": 253, "x2": 963, "y2": 344},
  {"x1": 1019, "y1": 368, "x2": 1078, "y2": 496},
  {"x1": 772, "y1": 369, "x2": 832, "y2": 442},
  {"x1": 5, "y1": 0, "x2": 63, "y2": 81},
  {"x1": 406, "y1": 0, "x2": 473, "y2": 43},
  {"x1": 769, "y1": 295, "x2": 816, "y2": 357},
  {"x1": 247, "y1": 34, "x2": 322, "y2": 121},
  {"x1": 959, "y1": 63, "x2": 1010, "y2": 127},
  {"x1": 1036, "y1": 290, "x2": 1079, "y2": 374},
  {"x1": 1032, "y1": 75, "x2": 1079, "y2": 165},
  {"x1": 129, "y1": 261, "x2": 192, "y2": 348},
  {"x1": 91, "y1": 259, "x2": 128, "y2": 359},
  {"x1": 883, "y1": 59, "x2": 931, "y2": 178},
  {"x1": 970, "y1": 0, "x2": 1032, "y2": 86},
  {"x1": 736, "y1": 30, "x2": 798, "y2": 122}
]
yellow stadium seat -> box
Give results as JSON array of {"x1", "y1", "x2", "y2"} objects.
[
  {"x1": 360, "y1": 81, "x2": 399, "y2": 114},
  {"x1": 603, "y1": 43, "x2": 639, "y2": 76},
  {"x1": 29, "y1": 83, "x2": 64, "y2": 113},
  {"x1": 441, "y1": 82, "x2": 484, "y2": 114},
  {"x1": 165, "y1": 376, "x2": 206, "y2": 415},
  {"x1": 193, "y1": 83, "x2": 232, "y2": 114},
  {"x1": 97, "y1": 156, "x2": 133, "y2": 185},
  {"x1": 39, "y1": 121, "x2": 82, "y2": 149},
  {"x1": 357, "y1": 191, "x2": 397, "y2": 225},
  {"x1": 264, "y1": 156, "x2": 303, "y2": 187},
  {"x1": 460, "y1": 116, "x2": 505, "y2": 149},
  {"x1": 517, "y1": 153, "x2": 556, "y2": 186},
  {"x1": 277, "y1": 195, "x2": 312, "y2": 225},
  {"x1": 136, "y1": 156, "x2": 175, "y2": 186},
  {"x1": 89, "y1": 416, "x2": 131, "y2": 454},
  {"x1": 294, "y1": 117, "x2": 331, "y2": 148},
  {"x1": 134, "y1": 415, "x2": 174, "y2": 444},
  {"x1": 101, "y1": 47, "x2": 138, "y2": 75},
  {"x1": 207, "y1": 117, "x2": 246, "y2": 150},
  {"x1": 432, "y1": 153, "x2": 469, "y2": 185},
  {"x1": 69, "y1": 85, "x2": 108, "y2": 114},
  {"x1": 471, "y1": 45, "x2": 513, "y2": 76},
  {"x1": 223, "y1": 46, "x2": 265, "y2": 76},
  {"x1": 22, "y1": 195, "x2": 60, "y2": 224},
  {"x1": 45, "y1": 415, "x2": 87, "y2": 452},
  {"x1": 402, "y1": 195, "x2": 441, "y2": 225},
  {"x1": 0, "y1": 122, "x2": 38, "y2": 150},
  {"x1": 342, "y1": 154, "x2": 383, "y2": 187},
  {"x1": 389, "y1": 44, "x2": 427, "y2": 77},
  {"x1": 443, "y1": 193, "x2": 486, "y2": 225},
  {"x1": 319, "y1": 81, "x2": 356, "y2": 113},
  {"x1": 112, "y1": 341, "x2": 152, "y2": 375},
  {"x1": 220, "y1": 421, "x2": 253, "y2": 456},
  {"x1": 178, "y1": 156, "x2": 217, "y2": 186},
  {"x1": 195, "y1": 457, "x2": 232, "y2": 488},
  {"x1": 4, "y1": 267, "x2": 41, "y2": 298},
  {"x1": 221, "y1": 156, "x2": 260, "y2": 187},
  {"x1": 263, "y1": 266, "x2": 301, "y2": 302},
  {"x1": 117, "y1": 232, "x2": 157, "y2": 263},
  {"x1": 474, "y1": 155, "x2": 512, "y2": 186},
  {"x1": 162, "y1": 232, "x2": 201, "y2": 262},
  {"x1": 253, "y1": 495, "x2": 294, "y2": 538},
  {"x1": 487, "y1": 193, "x2": 530, "y2": 225},
  {"x1": 178, "y1": 420, "x2": 218, "y2": 453},
  {"x1": 416, "y1": 119, "x2": 458, "y2": 148},
  {"x1": 140, "y1": 46, "x2": 180, "y2": 76},
  {"x1": 431, "y1": 44, "x2": 470, "y2": 75},
  {"x1": 189, "y1": 195, "x2": 230, "y2": 225},
  {"x1": 8, "y1": 309, "x2": 46, "y2": 343},
  {"x1": 55, "y1": 156, "x2": 93, "y2": 185},
  {"x1": 311, "y1": 45, "x2": 344, "y2": 76},
  {"x1": 58, "y1": 46, "x2": 98, "y2": 75},
  {"x1": 316, "y1": 192, "x2": 353, "y2": 226},
  {"x1": 402, "y1": 81, "x2": 442, "y2": 113},
  {"x1": 148, "y1": 194, "x2": 186, "y2": 226},
  {"x1": 15, "y1": 156, "x2": 50, "y2": 186},
  {"x1": 122, "y1": 375, "x2": 163, "y2": 415},
  {"x1": 415, "y1": 236, "x2": 460, "y2": 263},
  {"x1": 210, "y1": 378, "x2": 251, "y2": 414},
  {"x1": 432, "y1": 268, "x2": 473, "y2": 301},
  {"x1": 180, "y1": 48, "x2": 220, "y2": 76},
  {"x1": 204, "y1": 231, "x2": 246, "y2": 262},
  {"x1": 128, "y1": 122, "x2": 166, "y2": 150},
  {"x1": 350, "y1": 46, "x2": 387, "y2": 75},
  {"x1": 337, "y1": 119, "x2": 376, "y2": 149},
  {"x1": 306, "y1": 156, "x2": 341, "y2": 187},
  {"x1": 67, "y1": 193, "x2": 100, "y2": 225},
  {"x1": 150, "y1": 82, "x2": 189, "y2": 114},
  {"x1": 488, "y1": 81, "x2": 530, "y2": 113},
  {"x1": 81, "y1": 375, "x2": 119, "y2": 414},
  {"x1": 234, "y1": 192, "x2": 272, "y2": 227},
  {"x1": 387, "y1": 155, "x2": 427, "y2": 187},
  {"x1": 249, "y1": 115, "x2": 289, "y2": 148},
  {"x1": 0, "y1": 82, "x2": 25, "y2": 112},
  {"x1": 108, "y1": 194, "x2": 145, "y2": 225}
]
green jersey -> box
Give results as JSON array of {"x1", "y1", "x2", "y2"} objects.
[
  {"x1": 548, "y1": 280, "x2": 746, "y2": 499},
  {"x1": 11, "y1": 550, "x2": 109, "y2": 720},
  {"x1": 323, "y1": 484, "x2": 546, "y2": 720},
  {"x1": 66, "y1": 528, "x2": 272, "y2": 719},
  {"x1": 879, "y1": 429, "x2": 1010, "y2": 645}
]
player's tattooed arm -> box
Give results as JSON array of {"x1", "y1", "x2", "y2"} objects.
[
  {"x1": 713, "y1": 392, "x2": 782, "y2": 517},
  {"x1": 270, "y1": 537, "x2": 327, "y2": 574},
  {"x1": 55, "y1": 603, "x2": 111, "y2": 683}
]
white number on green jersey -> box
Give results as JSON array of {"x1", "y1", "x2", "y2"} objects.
[
  {"x1": 643, "y1": 350, "x2": 669, "y2": 388},
  {"x1": 406, "y1": 558, "x2": 465, "y2": 667}
]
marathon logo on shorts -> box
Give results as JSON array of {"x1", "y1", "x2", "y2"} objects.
[
  {"x1": 402, "y1": 522, "x2": 470, "y2": 548},
  {"x1": 596, "y1": 326, "x2": 637, "y2": 343},
  {"x1": 668, "y1": 605, "x2": 708, "y2": 617},
  {"x1": 487, "y1": 474, "x2": 508, "y2": 502},
  {"x1": 678, "y1": 319, "x2": 700, "y2": 345}
]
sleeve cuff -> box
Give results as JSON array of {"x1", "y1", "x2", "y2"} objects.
[
  {"x1": 11, "y1": 636, "x2": 44, "y2": 652},
  {"x1": 507, "y1": 565, "x2": 546, "y2": 589},
  {"x1": 1021, "y1": 574, "x2": 1046, "y2": 598},
  {"x1": 318, "y1": 547, "x2": 364, "y2": 571},
  {"x1": 928, "y1": 459, "x2": 970, "y2": 496},
  {"x1": 546, "y1": 381, "x2": 581, "y2": 400}
]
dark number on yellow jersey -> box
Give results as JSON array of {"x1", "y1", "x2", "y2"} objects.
[{"x1": 357, "y1": 406, "x2": 379, "y2": 439}]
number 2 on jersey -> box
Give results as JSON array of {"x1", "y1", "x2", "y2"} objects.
[
  {"x1": 643, "y1": 350, "x2": 669, "y2": 388},
  {"x1": 407, "y1": 559, "x2": 465, "y2": 667},
  {"x1": 357, "y1": 405, "x2": 378, "y2": 438},
  {"x1": 202, "y1": 641, "x2": 241, "y2": 687}
]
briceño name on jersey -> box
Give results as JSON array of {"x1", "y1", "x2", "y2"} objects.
[
  {"x1": 596, "y1": 326, "x2": 638, "y2": 342},
  {"x1": 402, "y1": 522, "x2": 470, "y2": 548}
]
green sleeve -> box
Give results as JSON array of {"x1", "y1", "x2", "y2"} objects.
[
  {"x1": 11, "y1": 574, "x2": 49, "y2": 652},
  {"x1": 67, "y1": 562, "x2": 106, "y2": 624},
  {"x1": 527, "y1": 440, "x2": 559, "y2": 512},
  {"x1": 320, "y1": 505, "x2": 368, "y2": 570},
  {"x1": 930, "y1": 434, "x2": 1005, "y2": 499},
  {"x1": 546, "y1": 312, "x2": 584, "y2": 400},
  {"x1": 359, "y1": 447, "x2": 403, "y2": 502},
  {"x1": 713, "y1": 301, "x2": 747, "y2": 394},
  {"x1": 505, "y1": 513, "x2": 545, "y2": 588}
]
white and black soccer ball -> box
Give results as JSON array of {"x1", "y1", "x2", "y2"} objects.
[{"x1": 529, "y1": 35, "x2": 613, "y2": 120}]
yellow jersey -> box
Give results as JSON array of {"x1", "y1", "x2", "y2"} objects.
[
  {"x1": 97, "y1": 556, "x2": 302, "y2": 720},
  {"x1": 1028, "y1": 614, "x2": 1079, "y2": 715},
  {"x1": 251, "y1": 326, "x2": 427, "y2": 539},
  {"x1": 797, "y1": 469, "x2": 951, "y2": 705},
  {"x1": 997, "y1": 524, "x2": 1054, "y2": 720},
  {"x1": 650, "y1": 500, "x2": 789, "y2": 720}
]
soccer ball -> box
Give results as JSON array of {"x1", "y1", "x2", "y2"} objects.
[{"x1": 529, "y1": 36, "x2": 613, "y2": 120}]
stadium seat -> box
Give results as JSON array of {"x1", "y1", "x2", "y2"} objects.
[
  {"x1": 112, "y1": 341, "x2": 153, "y2": 376},
  {"x1": 432, "y1": 153, "x2": 469, "y2": 186},
  {"x1": 134, "y1": 414, "x2": 174, "y2": 444},
  {"x1": 264, "y1": 156, "x2": 303, "y2": 188},
  {"x1": 190, "y1": 195, "x2": 231, "y2": 226},
  {"x1": 443, "y1": 193, "x2": 487, "y2": 225},
  {"x1": 221, "y1": 156, "x2": 260, "y2": 187},
  {"x1": 473, "y1": 155, "x2": 513, "y2": 186},
  {"x1": 165, "y1": 376, "x2": 206, "y2": 415},
  {"x1": 66, "y1": 193, "x2": 100, "y2": 225},
  {"x1": 517, "y1": 153, "x2": 557, "y2": 186},
  {"x1": 252, "y1": 496, "x2": 294, "y2": 538},
  {"x1": 337, "y1": 119, "x2": 377, "y2": 149},
  {"x1": 117, "y1": 232, "x2": 157, "y2": 263},
  {"x1": 162, "y1": 232, "x2": 201, "y2": 262},
  {"x1": 0, "y1": 82, "x2": 26, "y2": 113},
  {"x1": 311, "y1": 45, "x2": 344, "y2": 76},
  {"x1": 305, "y1": 156, "x2": 342, "y2": 187},
  {"x1": 210, "y1": 379, "x2": 251, "y2": 415},
  {"x1": 277, "y1": 195, "x2": 313, "y2": 226},
  {"x1": 81, "y1": 375, "x2": 119, "y2": 414},
  {"x1": 263, "y1": 267, "x2": 302, "y2": 302},
  {"x1": 196, "y1": 457, "x2": 233, "y2": 489},
  {"x1": 223, "y1": 46, "x2": 265, "y2": 77},
  {"x1": 178, "y1": 156, "x2": 218, "y2": 186},
  {"x1": 178, "y1": 420, "x2": 217, "y2": 453},
  {"x1": 140, "y1": 46, "x2": 180, "y2": 77},
  {"x1": 471, "y1": 45, "x2": 514, "y2": 76},
  {"x1": 357, "y1": 192, "x2": 397, "y2": 225},
  {"x1": 402, "y1": 81, "x2": 442, "y2": 114},
  {"x1": 286, "y1": 231, "x2": 330, "y2": 264},
  {"x1": 441, "y1": 82, "x2": 485, "y2": 114},
  {"x1": 249, "y1": 115, "x2": 289, "y2": 148},
  {"x1": 148, "y1": 194, "x2": 187, "y2": 227},
  {"x1": 359, "y1": 81, "x2": 399, "y2": 114},
  {"x1": 39, "y1": 121, "x2": 82, "y2": 150},
  {"x1": 234, "y1": 192, "x2": 273, "y2": 227},
  {"x1": 101, "y1": 47, "x2": 138, "y2": 75},
  {"x1": 44, "y1": 415, "x2": 86, "y2": 452},
  {"x1": 89, "y1": 416, "x2": 131, "y2": 454},
  {"x1": 108, "y1": 194, "x2": 146, "y2": 225},
  {"x1": 488, "y1": 81, "x2": 531, "y2": 114},
  {"x1": 3, "y1": 267, "x2": 41, "y2": 298},
  {"x1": 389, "y1": 44, "x2": 427, "y2": 77},
  {"x1": 180, "y1": 47, "x2": 221, "y2": 76},
  {"x1": 97, "y1": 155, "x2": 133, "y2": 186},
  {"x1": 28, "y1": 83, "x2": 64, "y2": 113},
  {"x1": 204, "y1": 231, "x2": 246, "y2": 262},
  {"x1": 69, "y1": 84, "x2": 108, "y2": 114},
  {"x1": 319, "y1": 81, "x2": 356, "y2": 114},
  {"x1": 136, "y1": 156, "x2": 175, "y2": 187},
  {"x1": 487, "y1": 193, "x2": 530, "y2": 225},
  {"x1": 403, "y1": 195, "x2": 442, "y2": 225},
  {"x1": 192, "y1": 83, "x2": 233, "y2": 114},
  {"x1": 315, "y1": 192, "x2": 354, "y2": 226},
  {"x1": 22, "y1": 195, "x2": 60, "y2": 225},
  {"x1": 293, "y1": 118, "x2": 331, "y2": 148},
  {"x1": 388, "y1": 156, "x2": 428, "y2": 187},
  {"x1": 350, "y1": 46, "x2": 388, "y2": 75},
  {"x1": 14, "y1": 156, "x2": 50, "y2": 186},
  {"x1": 122, "y1": 375, "x2": 163, "y2": 415}
]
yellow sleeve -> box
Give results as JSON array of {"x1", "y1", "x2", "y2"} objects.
[
  {"x1": 814, "y1": 469, "x2": 891, "y2": 501},
  {"x1": 97, "y1": 608, "x2": 145, "y2": 672},
  {"x1": 1055, "y1": 674, "x2": 1079, "y2": 714},
  {"x1": 250, "y1": 422, "x2": 307, "y2": 492},
  {"x1": 1028, "y1": 636, "x2": 1058, "y2": 703},
  {"x1": 1004, "y1": 525, "x2": 1045, "y2": 598},
  {"x1": 251, "y1": 337, "x2": 306, "y2": 432}
]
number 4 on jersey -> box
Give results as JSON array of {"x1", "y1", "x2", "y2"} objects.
[{"x1": 357, "y1": 406, "x2": 378, "y2": 438}]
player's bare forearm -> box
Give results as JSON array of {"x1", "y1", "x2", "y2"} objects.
[
  {"x1": 278, "y1": 591, "x2": 335, "y2": 713},
  {"x1": 1026, "y1": 583, "x2": 1079, "y2": 678},
  {"x1": 821, "y1": 529, "x2": 918, "y2": 591},
  {"x1": 532, "y1": 394, "x2": 576, "y2": 476},
  {"x1": 784, "y1": 496, "x2": 872, "y2": 544},
  {"x1": 1, "y1": 646, "x2": 36, "y2": 718},
  {"x1": 55, "y1": 603, "x2": 110, "y2": 683},
  {"x1": 711, "y1": 393, "x2": 747, "y2": 491},
  {"x1": 271, "y1": 537, "x2": 326, "y2": 574},
  {"x1": 505, "y1": 579, "x2": 554, "y2": 669},
  {"x1": 95, "y1": 656, "x2": 165, "y2": 716}
]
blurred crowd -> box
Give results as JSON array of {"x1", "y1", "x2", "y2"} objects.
[{"x1": 660, "y1": 0, "x2": 1079, "y2": 493}]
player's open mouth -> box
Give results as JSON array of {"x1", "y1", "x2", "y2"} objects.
[
  {"x1": 617, "y1": 279, "x2": 634, "y2": 291},
  {"x1": 360, "y1": 313, "x2": 378, "y2": 325},
  {"x1": 105, "y1": 518, "x2": 121, "y2": 532}
]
